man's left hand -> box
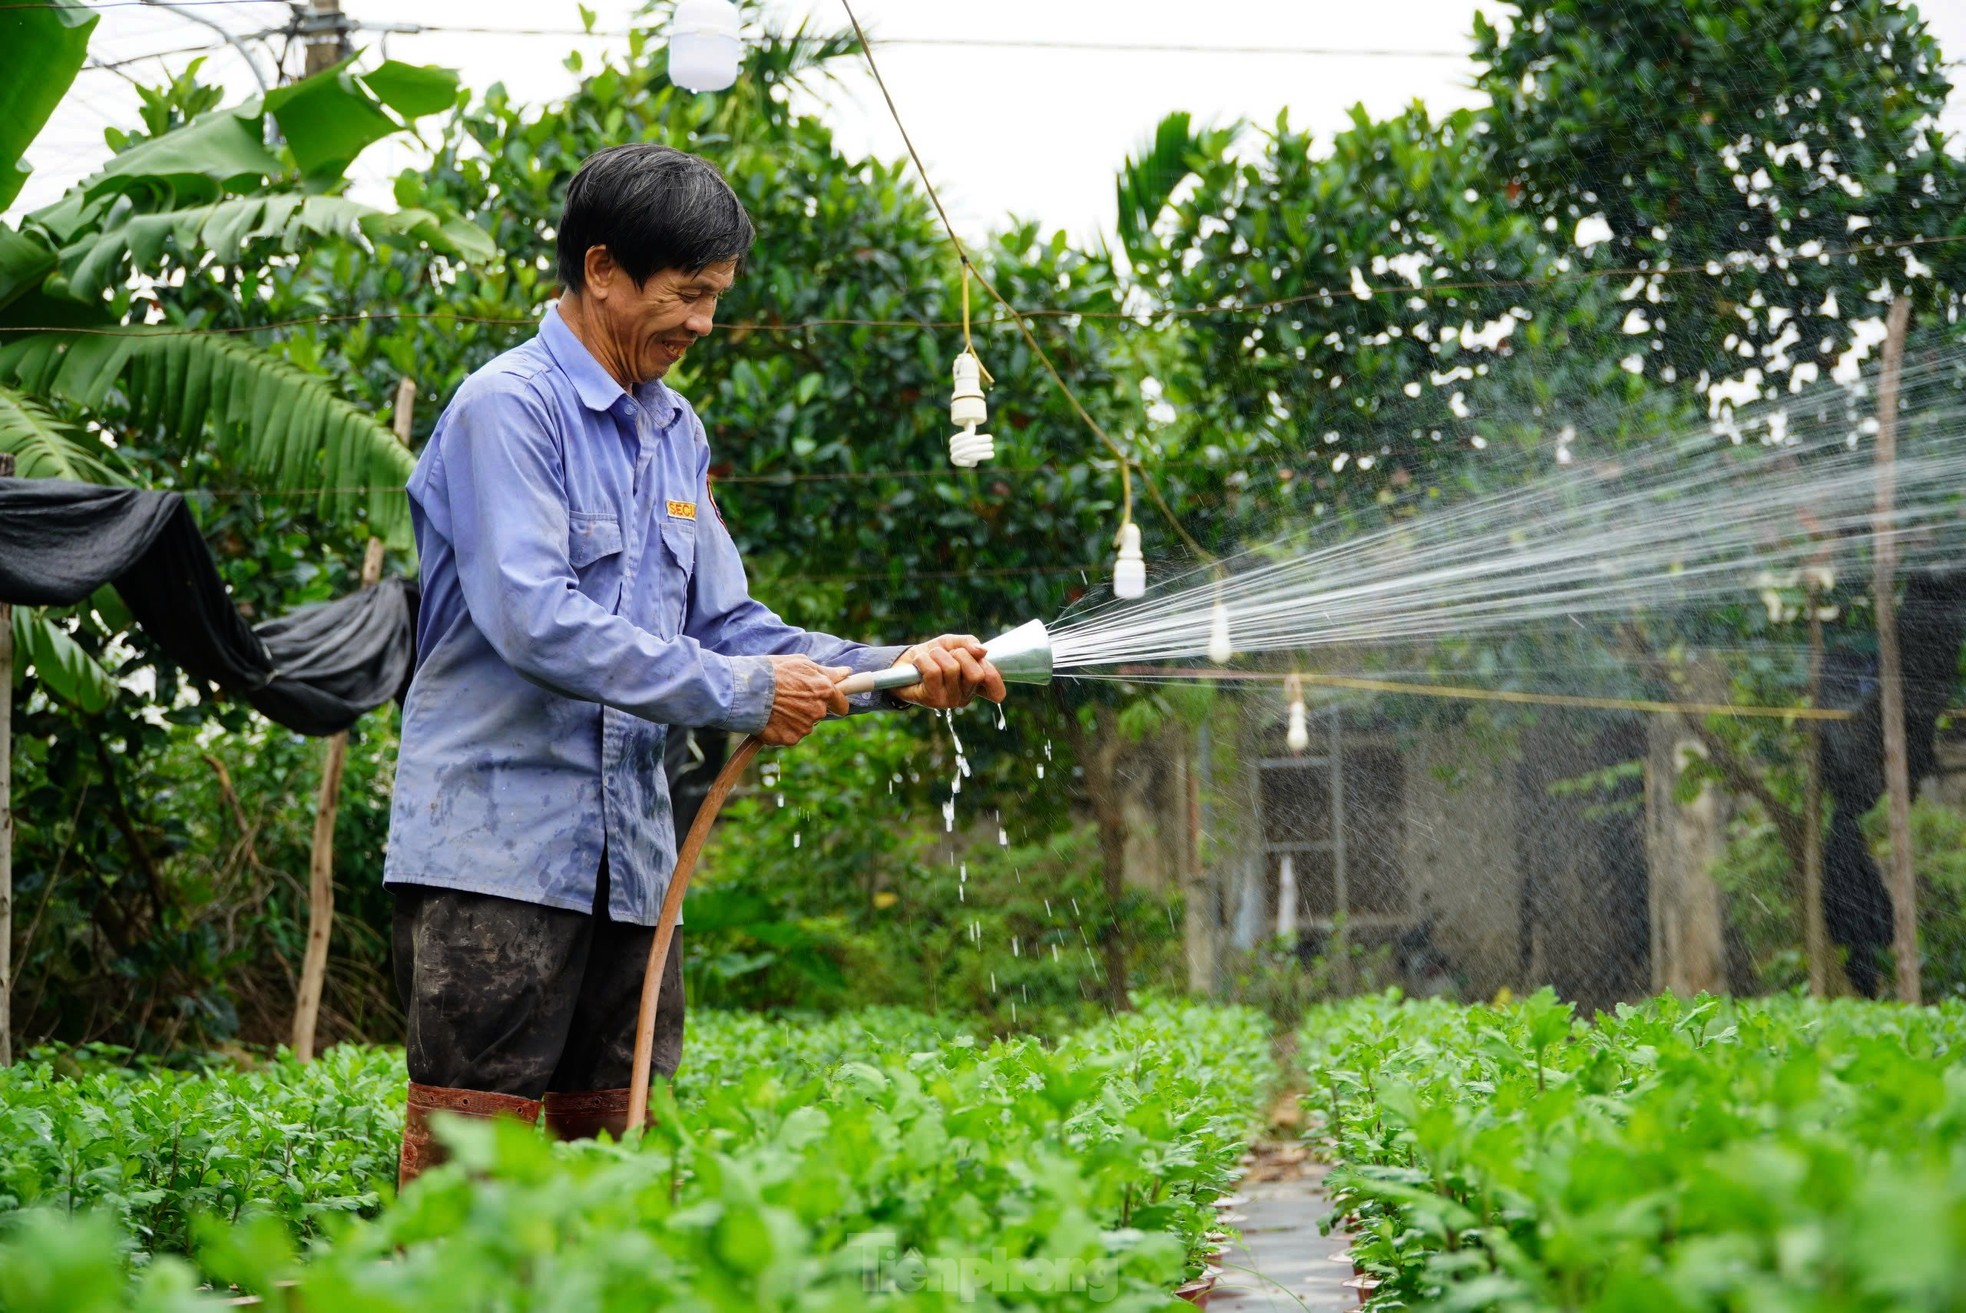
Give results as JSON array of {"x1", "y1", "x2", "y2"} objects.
[{"x1": 890, "y1": 634, "x2": 1008, "y2": 709}]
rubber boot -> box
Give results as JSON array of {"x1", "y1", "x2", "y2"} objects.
[
  {"x1": 543, "y1": 1087, "x2": 634, "y2": 1142},
  {"x1": 397, "y1": 1082, "x2": 543, "y2": 1192}
]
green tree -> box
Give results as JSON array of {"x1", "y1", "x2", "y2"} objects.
[
  {"x1": 0, "y1": 21, "x2": 491, "y2": 1050},
  {"x1": 1477, "y1": 0, "x2": 1966, "y2": 394}
]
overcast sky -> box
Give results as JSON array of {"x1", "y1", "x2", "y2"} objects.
[{"x1": 17, "y1": 0, "x2": 1966, "y2": 241}]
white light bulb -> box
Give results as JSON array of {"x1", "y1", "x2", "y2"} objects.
[
  {"x1": 1113, "y1": 521, "x2": 1145, "y2": 599},
  {"x1": 949, "y1": 423, "x2": 994, "y2": 467},
  {"x1": 1207, "y1": 598, "x2": 1232, "y2": 664},
  {"x1": 1286, "y1": 697, "x2": 1309, "y2": 753},
  {"x1": 668, "y1": 0, "x2": 742, "y2": 92}
]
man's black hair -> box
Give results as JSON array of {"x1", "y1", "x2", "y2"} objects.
[{"x1": 557, "y1": 144, "x2": 756, "y2": 293}]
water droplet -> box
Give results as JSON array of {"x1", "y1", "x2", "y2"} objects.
[
  {"x1": 775, "y1": 792, "x2": 785, "y2": 808},
  {"x1": 996, "y1": 704, "x2": 1007, "y2": 730},
  {"x1": 941, "y1": 799, "x2": 956, "y2": 832},
  {"x1": 1052, "y1": 944, "x2": 1060, "y2": 963},
  {"x1": 989, "y1": 971, "x2": 997, "y2": 994},
  {"x1": 1036, "y1": 764, "x2": 1045, "y2": 780},
  {"x1": 1012, "y1": 937, "x2": 1020, "y2": 957},
  {"x1": 792, "y1": 832, "x2": 801, "y2": 848},
  {"x1": 997, "y1": 827, "x2": 1009, "y2": 846}
]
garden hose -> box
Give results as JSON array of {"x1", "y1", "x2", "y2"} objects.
[
  {"x1": 627, "y1": 731, "x2": 764, "y2": 1132},
  {"x1": 626, "y1": 622, "x2": 1054, "y2": 1129}
]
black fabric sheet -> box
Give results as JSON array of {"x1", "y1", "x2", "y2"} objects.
[{"x1": 0, "y1": 477, "x2": 417, "y2": 736}]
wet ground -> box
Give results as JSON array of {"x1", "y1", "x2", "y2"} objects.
[{"x1": 1206, "y1": 1140, "x2": 1361, "y2": 1312}]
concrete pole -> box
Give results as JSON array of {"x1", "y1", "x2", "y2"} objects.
[
  {"x1": 302, "y1": 0, "x2": 348, "y2": 76},
  {"x1": 292, "y1": 379, "x2": 414, "y2": 1060},
  {"x1": 1873, "y1": 298, "x2": 1919, "y2": 1005},
  {"x1": 0, "y1": 450, "x2": 13, "y2": 1066}
]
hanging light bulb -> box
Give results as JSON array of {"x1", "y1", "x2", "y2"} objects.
[
  {"x1": 948, "y1": 351, "x2": 994, "y2": 467},
  {"x1": 1285, "y1": 673, "x2": 1309, "y2": 754},
  {"x1": 1113, "y1": 521, "x2": 1145, "y2": 599},
  {"x1": 1206, "y1": 593, "x2": 1232, "y2": 664},
  {"x1": 668, "y1": 0, "x2": 742, "y2": 92}
]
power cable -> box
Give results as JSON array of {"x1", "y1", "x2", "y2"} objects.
[
  {"x1": 0, "y1": 0, "x2": 287, "y2": 8},
  {"x1": 81, "y1": 39, "x2": 228, "y2": 69},
  {"x1": 363, "y1": 22, "x2": 1466, "y2": 58},
  {"x1": 3, "y1": 231, "x2": 1959, "y2": 340}
]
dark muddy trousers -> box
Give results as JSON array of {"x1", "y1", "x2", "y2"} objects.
[{"x1": 391, "y1": 859, "x2": 684, "y2": 1099}]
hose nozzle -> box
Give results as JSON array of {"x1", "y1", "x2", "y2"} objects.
[{"x1": 837, "y1": 620, "x2": 1052, "y2": 696}]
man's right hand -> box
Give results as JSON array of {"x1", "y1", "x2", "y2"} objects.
[{"x1": 760, "y1": 655, "x2": 851, "y2": 746}]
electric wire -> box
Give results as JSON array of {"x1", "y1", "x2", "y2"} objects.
[
  {"x1": 366, "y1": 24, "x2": 1468, "y2": 58},
  {"x1": 0, "y1": 0, "x2": 286, "y2": 7},
  {"x1": 3, "y1": 232, "x2": 1960, "y2": 341}
]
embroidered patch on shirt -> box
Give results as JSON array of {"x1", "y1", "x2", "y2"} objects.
[{"x1": 666, "y1": 500, "x2": 698, "y2": 521}]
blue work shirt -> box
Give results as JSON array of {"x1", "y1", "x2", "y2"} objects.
[{"x1": 383, "y1": 304, "x2": 903, "y2": 925}]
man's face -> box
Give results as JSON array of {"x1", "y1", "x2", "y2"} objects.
[{"x1": 587, "y1": 255, "x2": 738, "y2": 385}]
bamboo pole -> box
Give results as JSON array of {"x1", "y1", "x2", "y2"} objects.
[
  {"x1": 1, "y1": 450, "x2": 14, "y2": 1066},
  {"x1": 292, "y1": 380, "x2": 415, "y2": 1060},
  {"x1": 1872, "y1": 298, "x2": 1919, "y2": 1005}
]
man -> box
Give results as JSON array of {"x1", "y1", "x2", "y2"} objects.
[{"x1": 385, "y1": 143, "x2": 1004, "y2": 1186}]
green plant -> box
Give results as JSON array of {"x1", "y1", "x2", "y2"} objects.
[
  {"x1": 0, "y1": 1003, "x2": 1275, "y2": 1308},
  {"x1": 1301, "y1": 991, "x2": 1966, "y2": 1311},
  {"x1": 0, "y1": 1044, "x2": 403, "y2": 1264}
]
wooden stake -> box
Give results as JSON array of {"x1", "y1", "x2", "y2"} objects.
[
  {"x1": 292, "y1": 380, "x2": 415, "y2": 1060},
  {"x1": 1, "y1": 450, "x2": 14, "y2": 1066},
  {"x1": 1802, "y1": 567, "x2": 1833, "y2": 997},
  {"x1": 1873, "y1": 299, "x2": 1919, "y2": 1005}
]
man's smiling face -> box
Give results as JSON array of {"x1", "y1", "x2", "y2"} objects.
[{"x1": 586, "y1": 254, "x2": 738, "y2": 386}]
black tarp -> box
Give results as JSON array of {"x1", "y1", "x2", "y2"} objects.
[{"x1": 0, "y1": 477, "x2": 417, "y2": 736}]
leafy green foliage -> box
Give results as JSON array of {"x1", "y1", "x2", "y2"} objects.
[
  {"x1": 295, "y1": 1000, "x2": 1266, "y2": 1310},
  {"x1": 0, "y1": 330, "x2": 417, "y2": 546},
  {"x1": 1302, "y1": 992, "x2": 1966, "y2": 1310},
  {"x1": 0, "y1": 1003, "x2": 1272, "y2": 1308},
  {"x1": 685, "y1": 713, "x2": 1183, "y2": 1023},
  {"x1": 8, "y1": 609, "x2": 114, "y2": 714},
  {"x1": 1476, "y1": 0, "x2": 1965, "y2": 388},
  {"x1": 0, "y1": 1044, "x2": 403, "y2": 1263},
  {"x1": 0, "y1": 384, "x2": 120, "y2": 482},
  {"x1": 0, "y1": 0, "x2": 95, "y2": 212}
]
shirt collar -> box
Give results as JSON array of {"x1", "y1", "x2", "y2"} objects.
[{"x1": 540, "y1": 302, "x2": 678, "y2": 427}]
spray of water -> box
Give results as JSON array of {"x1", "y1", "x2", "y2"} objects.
[{"x1": 1049, "y1": 359, "x2": 1966, "y2": 675}]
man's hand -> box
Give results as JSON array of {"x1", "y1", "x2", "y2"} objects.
[
  {"x1": 891, "y1": 634, "x2": 1008, "y2": 709},
  {"x1": 761, "y1": 655, "x2": 851, "y2": 746}
]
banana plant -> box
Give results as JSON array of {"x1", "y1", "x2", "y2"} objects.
[{"x1": 0, "y1": 0, "x2": 491, "y2": 711}]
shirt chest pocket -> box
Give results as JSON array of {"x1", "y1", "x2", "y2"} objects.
[
  {"x1": 655, "y1": 515, "x2": 697, "y2": 635},
  {"x1": 568, "y1": 512, "x2": 626, "y2": 604}
]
